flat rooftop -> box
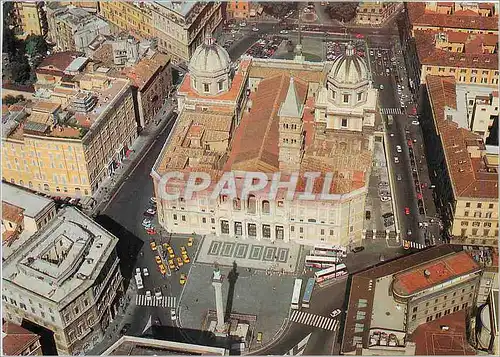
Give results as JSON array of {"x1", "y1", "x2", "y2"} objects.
[
  {"x1": 371, "y1": 275, "x2": 406, "y2": 331},
  {"x1": 393, "y1": 251, "x2": 480, "y2": 297},
  {"x1": 2, "y1": 183, "x2": 54, "y2": 218},
  {"x1": 2, "y1": 207, "x2": 118, "y2": 307}
]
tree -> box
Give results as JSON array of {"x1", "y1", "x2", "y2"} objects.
[
  {"x1": 2, "y1": 26, "x2": 23, "y2": 59},
  {"x1": 325, "y1": 2, "x2": 359, "y2": 22},
  {"x1": 261, "y1": 2, "x2": 298, "y2": 18},
  {"x1": 3, "y1": 95, "x2": 25, "y2": 105},
  {"x1": 25, "y1": 34, "x2": 48, "y2": 59},
  {"x1": 8, "y1": 54, "x2": 31, "y2": 84}
]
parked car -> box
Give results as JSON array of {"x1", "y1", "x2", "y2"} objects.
[
  {"x1": 168, "y1": 259, "x2": 176, "y2": 270},
  {"x1": 154, "y1": 287, "x2": 162, "y2": 301},
  {"x1": 412, "y1": 120, "x2": 420, "y2": 125},
  {"x1": 135, "y1": 267, "x2": 141, "y2": 275},
  {"x1": 145, "y1": 208, "x2": 156, "y2": 216},
  {"x1": 396, "y1": 145, "x2": 402, "y2": 153},
  {"x1": 155, "y1": 256, "x2": 162, "y2": 265},
  {"x1": 150, "y1": 197, "x2": 157, "y2": 205},
  {"x1": 159, "y1": 264, "x2": 166, "y2": 275},
  {"x1": 150, "y1": 240, "x2": 157, "y2": 250},
  {"x1": 404, "y1": 207, "x2": 410, "y2": 215},
  {"x1": 146, "y1": 228, "x2": 157, "y2": 235},
  {"x1": 257, "y1": 332, "x2": 263, "y2": 343},
  {"x1": 252, "y1": 27, "x2": 259, "y2": 32},
  {"x1": 180, "y1": 273, "x2": 187, "y2": 285},
  {"x1": 396, "y1": 174, "x2": 402, "y2": 181},
  {"x1": 171, "y1": 308, "x2": 177, "y2": 321},
  {"x1": 394, "y1": 156, "x2": 399, "y2": 164},
  {"x1": 330, "y1": 308, "x2": 342, "y2": 318},
  {"x1": 145, "y1": 290, "x2": 152, "y2": 301},
  {"x1": 182, "y1": 254, "x2": 190, "y2": 264},
  {"x1": 176, "y1": 257, "x2": 184, "y2": 267},
  {"x1": 143, "y1": 268, "x2": 149, "y2": 277},
  {"x1": 352, "y1": 246, "x2": 365, "y2": 253},
  {"x1": 404, "y1": 241, "x2": 411, "y2": 250}
]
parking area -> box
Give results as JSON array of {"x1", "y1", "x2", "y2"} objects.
[
  {"x1": 244, "y1": 35, "x2": 285, "y2": 59},
  {"x1": 364, "y1": 139, "x2": 395, "y2": 238},
  {"x1": 325, "y1": 39, "x2": 365, "y2": 61}
]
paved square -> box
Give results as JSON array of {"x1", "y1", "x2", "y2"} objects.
[
  {"x1": 249, "y1": 245, "x2": 263, "y2": 260},
  {"x1": 207, "y1": 241, "x2": 222, "y2": 256},
  {"x1": 234, "y1": 243, "x2": 249, "y2": 259},
  {"x1": 221, "y1": 242, "x2": 235, "y2": 257},
  {"x1": 277, "y1": 248, "x2": 289, "y2": 262},
  {"x1": 263, "y1": 246, "x2": 277, "y2": 261}
]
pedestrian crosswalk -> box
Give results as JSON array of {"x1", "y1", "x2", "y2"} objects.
[
  {"x1": 380, "y1": 107, "x2": 404, "y2": 115},
  {"x1": 403, "y1": 240, "x2": 426, "y2": 249},
  {"x1": 290, "y1": 310, "x2": 338, "y2": 331},
  {"x1": 136, "y1": 295, "x2": 177, "y2": 308}
]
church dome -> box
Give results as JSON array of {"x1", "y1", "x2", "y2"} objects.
[
  {"x1": 328, "y1": 43, "x2": 368, "y2": 85},
  {"x1": 188, "y1": 36, "x2": 231, "y2": 76}
]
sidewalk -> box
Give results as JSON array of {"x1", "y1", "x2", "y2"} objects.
[{"x1": 86, "y1": 99, "x2": 176, "y2": 216}]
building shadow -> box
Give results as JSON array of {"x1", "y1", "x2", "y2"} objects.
[
  {"x1": 94, "y1": 214, "x2": 144, "y2": 284},
  {"x1": 225, "y1": 261, "x2": 239, "y2": 322}
]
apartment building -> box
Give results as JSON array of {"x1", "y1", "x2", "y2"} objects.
[
  {"x1": 100, "y1": 1, "x2": 223, "y2": 64},
  {"x1": 421, "y1": 75, "x2": 498, "y2": 247},
  {"x1": 2, "y1": 183, "x2": 57, "y2": 258},
  {"x1": 152, "y1": 39, "x2": 377, "y2": 247},
  {"x1": 13, "y1": 1, "x2": 48, "y2": 38},
  {"x1": 355, "y1": 1, "x2": 401, "y2": 26},
  {"x1": 398, "y1": 2, "x2": 498, "y2": 97},
  {"x1": 46, "y1": 4, "x2": 110, "y2": 52},
  {"x1": 122, "y1": 52, "x2": 173, "y2": 128},
  {"x1": 2, "y1": 321, "x2": 43, "y2": 356},
  {"x1": 2, "y1": 206, "x2": 123, "y2": 355},
  {"x1": 469, "y1": 91, "x2": 499, "y2": 142},
  {"x1": 342, "y1": 245, "x2": 481, "y2": 355},
  {"x1": 2, "y1": 53, "x2": 137, "y2": 198},
  {"x1": 227, "y1": 1, "x2": 250, "y2": 20}
]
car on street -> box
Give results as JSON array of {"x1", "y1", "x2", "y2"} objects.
[
  {"x1": 145, "y1": 290, "x2": 152, "y2": 301},
  {"x1": 412, "y1": 120, "x2": 420, "y2": 125},
  {"x1": 380, "y1": 196, "x2": 391, "y2": 202},
  {"x1": 159, "y1": 264, "x2": 167, "y2": 275},
  {"x1": 180, "y1": 246, "x2": 187, "y2": 254},
  {"x1": 355, "y1": 33, "x2": 364, "y2": 39},
  {"x1": 330, "y1": 308, "x2": 342, "y2": 318},
  {"x1": 176, "y1": 257, "x2": 184, "y2": 267},
  {"x1": 154, "y1": 287, "x2": 162, "y2": 300},
  {"x1": 155, "y1": 256, "x2": 162, "y2": 265},
  {"x1": 230, "y1": 29, "x2": 238, "y2": 34},
  {"x1": 379, "y1": 84, "x2": 384, "y2": 90},
  {"x1": 239, "y1": 22, "x2": 247, "y2": 27},
  {"x1": 407, "y1": 229, "x2": 412, "y2": 235},
  {"x1": 182, "y1": 254, "x2": 190, "y2": 264},
  {"x1": 252, "y1": 27, "x2": 259, "y2": 32},
  {"x1": 188, "y1": 237, "x2": 194, "y2": 246},
  {"x1": 404, "y1": 241, "x2": 411, "y2": 250},
  {"x1": 168, "y1": 259, "x2": 175, "y2": 269},
  {"x1": 280, "y1": 30, "x2": 289, "y2": 34},
  {"x1": 396, "y1": 174, "x2": 402, "y2": 181},
  {"x1": 396, "y1": 145, "x2": 402, "y2": 153},
  {"x1": 146, "y1": 228, "x2": 157, "y2": 235},
  {"x1": 394, "y1": 156, "x2": 399, "y2": 164},
  {"x1": 145, "y1": 208, "x2": 156, "y2": 216},
  {"x1": 180, "y1": 273, "x2": 187, "y2": 285},
  {"x1": 390, "y1": 133, "x2": 394, "y2": 137},
  {"x1": 379, "y1": 254, "x2": 385, "y2": 262},
  {"x1": 405, "y1": 207, "x2": 410, "y2": 215},
  {"x1": 352, "y1": 246, "x2": 365, "y2": 253},
  {"x1": 167, "y1": 246, "x2": 175, "y2": 258},
  {"x1": 150, "y1": 240, "x2": 157, "y2": 250},
  {"x1": 142, "y1": 218, "x2": 152, "y2": 227},
  {"x1": 257, "y1": 332, "x2": 263, "y2": 343},
  {"x1": 120, "y1": 323, "x2": 131, "y2": 335},
  {"x1": 135, "y1": 267, "x2": 141, "y2": 275},
  {"x1": 171, "y1": 308, "x2": 177, "y2": 321},
  {"x1": 143, "y1": 268, "x2": 149, "y2": 276},
  {"x1": 378, "y1": 181, "x2": 389, "y2": 187},
  {"x1": 163, "y1": 243, "x2": 170, "y2": 250},
  {"x1": 150, "y1": 197, "x2": 157, "y2": 205}
]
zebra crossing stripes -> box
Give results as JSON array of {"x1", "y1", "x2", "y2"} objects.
[
  {"x1": 136, "y1": 295, "x2": 177, "y2": 308},
  {"x1": 404, "y1": 240, "x2": 426, "y2": 249},
  {"x1": 380, "y1": 107, "x2": 404, "y2": 115},
  {"x1": 290, "y1": 310, "x2": 338, "y2": 331}
]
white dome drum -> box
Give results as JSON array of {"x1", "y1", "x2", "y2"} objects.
[{"x1": 328, "y1": 43, "x2": 369, "y2": 86}]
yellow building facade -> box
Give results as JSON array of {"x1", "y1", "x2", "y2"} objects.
[
  {"x1": 99, "y1": 1, "x2": 154, "y2": 39},
  {"x1": 16, "y1": 1, "x2": 48, "y2": 37}
]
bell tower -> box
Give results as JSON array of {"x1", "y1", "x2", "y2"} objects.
[{"x1": 278, "y1": 77, "x2": 305, "y2": 172}]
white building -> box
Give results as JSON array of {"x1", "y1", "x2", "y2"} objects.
[
  {"x1": 151, "y1": 38, "x2": 378, "y2": 247},
  {"x1": 2, "y1": 205, "x2": 123, "y2": 355}
]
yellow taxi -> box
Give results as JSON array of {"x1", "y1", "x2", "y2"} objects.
[
  {"x1": 176, "y1": 256, "x2": 184, "y2": 267},
  {"x1": 155, "y1": 256, "x2": 162, "y2": 265},
  {"x1": 182, "y1": 253, "x2": 190, "y2": 264},
  {"x1": 179, "y1": 273, "x2": 187, "y2": 285},
  {"x1": 404, "y1": 241, "x2": 411, "y2": 250},
  {"x1": 167, "y1": 246, "x2": 175, "y2": 258},
  {"x1": 158, "y1": 264, "x2": 166, "y2": 275},
  {"x1": 168, "y1": 259, "x2": 175, "y2": 270},
  {"x1": 187, "y1": 237, "x2": 194, "y2": 247},
  {"x1": 150, "y1": 241, "x2": 157, "y2": 251},
  {"x1": 180, "y1": 246, "x2": 187, "y2": 254},
  {"x1": 163, "y1": 243, "x2": 170, "y2": 250}
]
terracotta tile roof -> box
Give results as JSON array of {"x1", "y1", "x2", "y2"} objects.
[
  {"x1": 426, "y1": 75, "x2": 498, "y2": 199},
  {"x1": 407, "y1": 2, "x2": 498, "y2": 31},
  {"x1": 2, "y1": 202, "x2": 24, "y2": 224},
  {"x1": 121, "y1": 52, "x2": 171, "y2": 90},
  {"x1": 408, "y1": 310, "x2": 476, "y2": 355},
  {"x1": 248, "y1": 65, "x2": 325, "y2": 83},
  {"x1": 2, "y1": 230, "x2": 19, "y2": 246},
  {"x1": 342, "y1": 245, "x2": 465, "y2": 354},
  {"x1": 36, "y1": 51, "x2": 84, "y2": 76},
  {"x1": 414, "y1": 30, "x2": 498, "y2": 70},
  {"x1": 227, "y1": 73, "x2": 308, "y2": 171},
  {"x1": 2, "y1": 321, "x2": 40, "y2": 356},
  {"x1": 393, "y1": 251, "x2": 480, "y2": 296}
]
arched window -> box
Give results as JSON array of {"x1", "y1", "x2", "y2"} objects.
[
  {"x1": 233, "y1": 198, "x2": 241, "y2": 210},
  {"x1": 262, "y1": 200, "x2": 270, "y2": 214},
  {"x1": 10, "y1": 178, "x2": 15, "y2": 184},
  {"x1": 28, "y1": 181, "x2": 33, "y2": 188},
  {"x1": 247, "y1": 195, "x2": 256, "y2": 214},
  {"x1": 43, "y1": 183, "x2": 49, "y2": 191},
  {"x1": 19, "y1": 180, "x2": 24, "y2": 186}
]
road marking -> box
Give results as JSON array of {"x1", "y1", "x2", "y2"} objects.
[
  {"x1": 380, "y1": 107, "x2": 404, "y2": 115},
  {"x1": 136, "y1": 295, "x2": 177, "y2": 308},
  {"x1": 290, "y1": 310, "x2": 337, "y2": 331},
  {"x1": 404, "y1": 240, "x2": 426, "y2": 249}
]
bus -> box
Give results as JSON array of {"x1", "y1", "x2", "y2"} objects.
[
  {"x1": 314, "y1": 264, "x2": 348, "y2": 283},
  {"x1": 313, "y1": 244, "x2": 347, "y2": 258},
  {"x1": 135, "y1": 273, "x2": 143, "y2": 290},
  {"x1": 301, "y1": 278, "x2": 315, "y2": 308},
  {"x1": 305, "y1": 255, "x2": 341, "y2": 268},
  {"x1": 291, "y1": 278, "x2": 303, "y2": 310}
]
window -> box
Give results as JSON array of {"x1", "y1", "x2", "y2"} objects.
[
  {"x1": 262, "y1": 200, "x2": 270, "y2": 214},
  {"x1": 221, "y1": 220, "x2": 229, "y2": 234},
  {"x1": 299, "y1": 227, "x2": 304, "y2": 233},
  {"x1": 181, "y1": 215, "x2": 186, "y2": 221},
  {"x1": 211, "y1": 218, "x2": 215, "y2": 224},
  {"x1": 413, "y1": 307, "x2": 418, "y2": 313},
  {"x1": 488, "y1": 203, "x2": 494, "y2": 209},
  {"x1": 426, "y1": 316, "x2": 433, "y2": 322},
  {"x1": 203, "y1": 83, "x2": 210, "y2": 93},
  {"x1": 465, "y1": 202, "x2": 470, "y2": 208},
  {"x1": 173, "y1": 214, "x2": 177, "y2": 220},
  {"x1": 357, "y1": 92, "x2": 363, "y2": 101},
  {"x1": 477, "y1": 202, "x2": 482, "y2": 208},
  {"x1": 411, "y1": 314, "x2": 416, "y2": 321},
  {"x1": 262, "y1": 224, "x2": 271, "y2": 238},
  {"x1": 218, "y1": 81, "x2": 223, "y2": 91},
  {"x1": 341, "y1": 118, "x2": 348, "y2": 127},
  {"x1": 248, "y1": 223, "x2": 257, "y2": 237},
  {"x1": 320, "y1": 229, "x2": 325, "y2": 235},
  {"x1": 202, "y1": 217, "x2": 206, "y2": 223},
  {"x1": 343, "y1": 94, "x2": 349, "y2": 103}
]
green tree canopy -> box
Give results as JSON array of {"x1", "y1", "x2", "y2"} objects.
[
  {"x1": 325, "y1": 2, "x2": 359, "y2": 22},
  {"x1": 25, "y1": 34, "x2": 48, "y2": 59}
]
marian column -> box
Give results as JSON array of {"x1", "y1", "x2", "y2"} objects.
[{"x1": 212, "y1": 266, "x2": 225, "y2": 332}]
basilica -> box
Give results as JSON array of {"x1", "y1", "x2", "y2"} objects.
[{"x1": 151, "y1": 35, "x2": 379, "y2": 247}]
